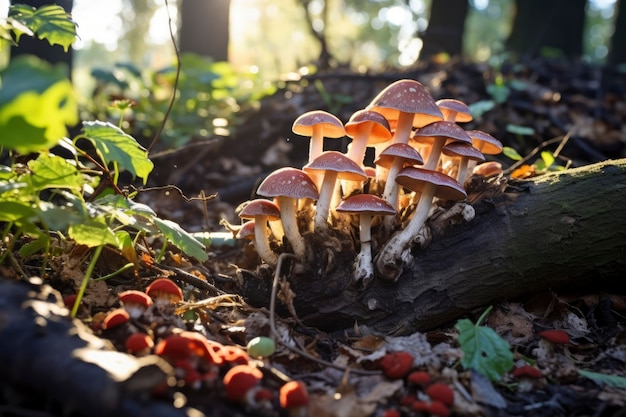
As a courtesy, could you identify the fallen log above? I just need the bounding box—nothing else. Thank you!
[284,159,626,334]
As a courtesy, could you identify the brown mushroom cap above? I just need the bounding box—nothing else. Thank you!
[466,129,503,154]
[292,110,346,138]
[238,199,281,221]
[336,194,396,216]
[442,142,485,162]
[236,221,256,240]
[375,143,424,169]
[368,79,443,128]
[118,290,153,309]
[395,167,467,201]
[256,167,319,200]
[412,121,472,145]
[345,109,393,145]
[303,151,367,181]
[436,98,473,123]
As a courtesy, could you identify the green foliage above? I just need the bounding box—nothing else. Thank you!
[0,4,209,317]
[578,369,626,389]
[87,54,276,148]
[6,4,77,52]
[456,307,514,382]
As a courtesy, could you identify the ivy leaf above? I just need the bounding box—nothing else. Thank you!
[9,4,77,51]
[27,153,83,191]
[153,217,208,262]
[456,318,514,382]
[81,121,154,184]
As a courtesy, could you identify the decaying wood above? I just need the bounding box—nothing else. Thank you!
[283,159,626,335]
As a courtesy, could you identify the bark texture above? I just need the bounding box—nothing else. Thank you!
[286,159,626,335]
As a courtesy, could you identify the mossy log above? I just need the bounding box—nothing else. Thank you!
[287,159,626,335]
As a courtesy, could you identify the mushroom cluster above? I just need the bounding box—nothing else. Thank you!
[233,79,502,283]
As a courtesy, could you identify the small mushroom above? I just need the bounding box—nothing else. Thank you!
[238,199,281,268]
[425,383,455,406]
[102,308,130,330]
[145,277,183,305]
[512,364,543,392]
[375,142,424,211]
[223,364,263,402]
[256,167,319,260]
[412,120,472,171]
[303,151,367,231]
[441,141,485,185]
[279,380,309,417]
[335,194,396,285]
[436,98,473,123]
[378,351,414,379]
[118,290,153,319]
[125,333,154,356]
[375,167,466,280]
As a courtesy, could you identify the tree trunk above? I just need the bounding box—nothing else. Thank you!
[179,0,231,61]
[420,0,469,59]
[282,159,626,335]
[608,0,626,65]
[507,0,586,60]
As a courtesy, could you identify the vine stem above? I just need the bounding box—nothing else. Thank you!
[71,245,104,318]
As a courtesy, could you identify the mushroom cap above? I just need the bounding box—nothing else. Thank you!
[238,199,281,221]
[396,167,467,201]
[257,167,319,200]
[374,143,424,169]
[303,151,367,181]
[279,380,309,409]
[292,110,346,138]
[345,109,392,145]
[466,129,503,154]
[472,161,503,177]
[118,290,153,308]
[412,121,472,145]
[538,329,570,344]
[155,331,224,365]
[335,194,396,216]
[223,364,264,400]
[368,79,443,128]
[512,365,542,379]
[145,277,183,303]
[441,142,485,161]
[125,333,154,353]
[236,221,257,240]
[102,308,130,330]
[436,98,473,122]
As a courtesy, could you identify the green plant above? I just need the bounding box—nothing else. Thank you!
[87,54,277,149]
[0,4,207,317]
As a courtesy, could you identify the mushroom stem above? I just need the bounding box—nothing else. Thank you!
[392,111,414,145]
[314,171,339,231]
[353,213,375,285]
[276,196,306,259]
[456,156,470,186]
[424,138,445,171]
[308,125,325,188]
[253,217,278,268]
[375,182,436,280]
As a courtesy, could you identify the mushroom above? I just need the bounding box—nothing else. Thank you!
[412,120,472,171]
[368,79,443,207]
[145,277,183,305]
[223,364,264,402]
[125,332,154,356]
[425,383,455,406]
[118,289,153,319]
[375,143,424,211]
[436,98,473,123]
[472,161,503,178]
[375,167,466,280]
[378,351,414,379]
[256,167,319,260]
[292,110,346,187]
[465,129,504,172]
[238,199,281,268]
[335,194,396,285]
[279,380,309,417]
[102,308,130,330]
[303,151,367,231]
[512,364,543,392]
[441,141,485,185]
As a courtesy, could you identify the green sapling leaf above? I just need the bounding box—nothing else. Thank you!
[153,217,208,262]
[9,4,77,51]
[456,314,514,382]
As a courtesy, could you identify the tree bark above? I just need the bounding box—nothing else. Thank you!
[179,0,231,61]
[507,0,586,60]
[284,159,626,335]
[420,0,469,59]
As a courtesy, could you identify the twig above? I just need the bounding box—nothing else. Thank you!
[269,253,381,376]
[503,133,572,175]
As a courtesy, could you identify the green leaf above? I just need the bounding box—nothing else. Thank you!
[81,121,154,183]
[506,124,535,136]
[578,369,626,389]
[27,153,83,191]
[9,4,77,51]
[468,100,496,119]
[540,151,555,169]
[68,217,118,248]
[456,318,514,382]
[502,146,523,161]
[153,217,208,262]
[0,201,37,222]
[0,56,77,153]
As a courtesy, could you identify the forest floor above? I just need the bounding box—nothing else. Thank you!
[1,56,626,417]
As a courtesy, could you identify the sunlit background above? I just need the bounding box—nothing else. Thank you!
[1,0,619,93]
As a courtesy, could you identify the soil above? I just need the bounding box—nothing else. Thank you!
[1,56,626,417]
